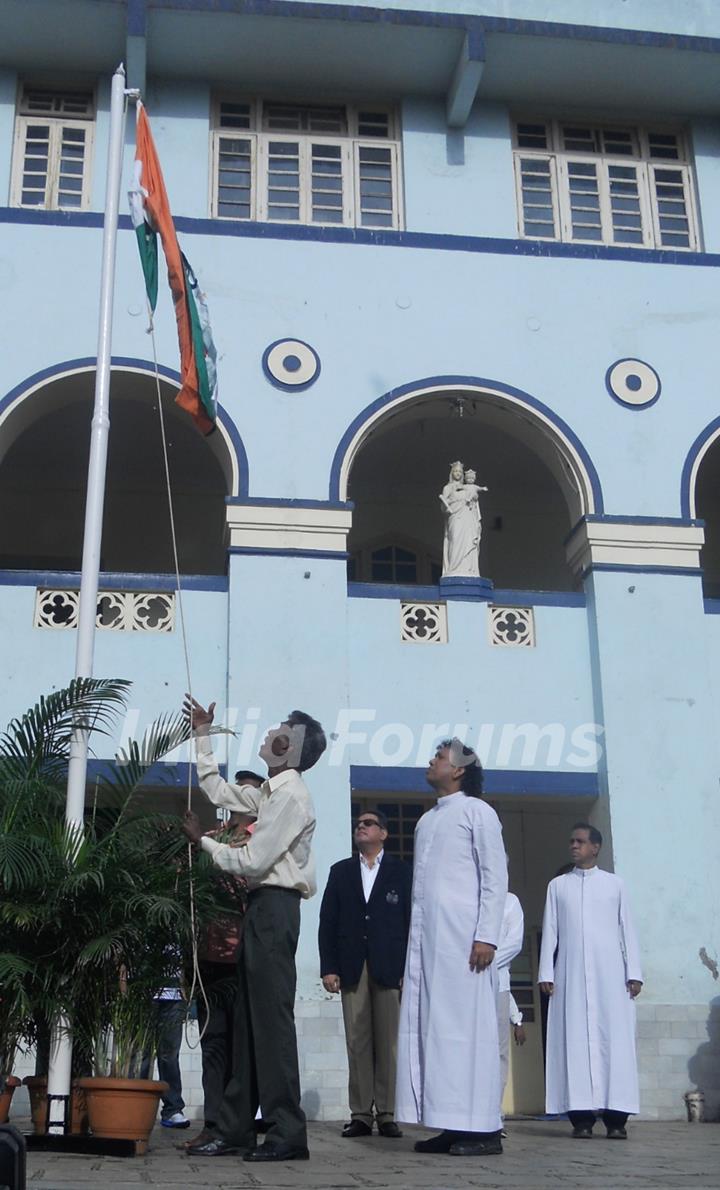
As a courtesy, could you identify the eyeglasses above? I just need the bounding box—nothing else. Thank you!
[355,818,381,828]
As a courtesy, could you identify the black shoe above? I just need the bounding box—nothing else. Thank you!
[243,1142,310,1162]
[572,1127,594,1139]
[187,1135,243,1156]
[342,1120,373,1138]
[449,1136,502,1156]
[606,1127,627,1140]
[414,1131,455,1153]
[377,1121,403,1138]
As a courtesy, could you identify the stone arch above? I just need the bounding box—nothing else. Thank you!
[0,358,248,575]
[331,377,603,591]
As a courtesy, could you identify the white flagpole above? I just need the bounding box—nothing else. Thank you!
[46,63,129,1135]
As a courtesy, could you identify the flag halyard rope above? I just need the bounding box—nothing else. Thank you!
[145,301,210,1048]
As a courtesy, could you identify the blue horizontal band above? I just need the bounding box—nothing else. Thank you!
[351,765,599,797]
[585,564,703,578]
[0,569,228,591]
[228,547,347,559]
[0,207,715,269]
[347,582,584,607]
[226,497,353,510]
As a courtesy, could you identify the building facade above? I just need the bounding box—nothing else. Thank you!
[1,0,720,1121]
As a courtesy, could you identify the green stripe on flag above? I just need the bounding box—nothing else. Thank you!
[182,254,217,427]
[135,223,159,312]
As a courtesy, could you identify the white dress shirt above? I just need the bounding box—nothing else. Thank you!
[195,734,316,898]
[359,848,384,901]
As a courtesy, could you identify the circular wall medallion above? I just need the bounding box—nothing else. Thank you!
[605,359,661,409]
[262,339,321,392]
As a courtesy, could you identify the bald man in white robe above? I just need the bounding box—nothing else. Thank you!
[539,823,643,1140]
[395,739,507,1158]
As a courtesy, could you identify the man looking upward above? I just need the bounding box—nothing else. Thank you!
[395,739,508,1158]
[539,823,643,1140]
[319,809,411,1139]
[181,696,326,1163]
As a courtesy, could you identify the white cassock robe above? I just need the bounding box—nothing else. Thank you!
[395,791,507,1132]
[538,867,643,1116]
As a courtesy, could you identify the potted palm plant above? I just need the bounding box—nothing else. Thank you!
[0,678,238,1152]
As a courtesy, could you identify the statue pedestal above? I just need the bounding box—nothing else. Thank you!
[439,575,494,601]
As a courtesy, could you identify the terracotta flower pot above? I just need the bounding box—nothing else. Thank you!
[23,1075,89,1135]
[76,1076,169,1155]
[0,1075,21,1124]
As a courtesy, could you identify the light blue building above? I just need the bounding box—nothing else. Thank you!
[1,0,719,1122]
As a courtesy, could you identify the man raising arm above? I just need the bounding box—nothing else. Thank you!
[181,696,326,1163]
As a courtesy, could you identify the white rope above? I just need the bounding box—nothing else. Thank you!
[145,301,210,1047]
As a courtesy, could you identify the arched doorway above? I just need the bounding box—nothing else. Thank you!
[689,430,720,598]
[339,384,599,591]
[0,366,240,576]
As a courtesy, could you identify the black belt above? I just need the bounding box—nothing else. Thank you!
[247,886,302,900]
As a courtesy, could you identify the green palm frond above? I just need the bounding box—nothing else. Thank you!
[113,710,190,778]
[0,678,131,784]
[0,834,53,890]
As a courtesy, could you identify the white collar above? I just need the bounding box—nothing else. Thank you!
[266,769,295,792]
[436,790,464,806]
[359,849,384,869]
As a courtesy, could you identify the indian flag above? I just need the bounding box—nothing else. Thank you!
[129,102,217,436]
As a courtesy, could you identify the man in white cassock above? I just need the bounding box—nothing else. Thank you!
[539,822,643,1140]
[395,738,508,1158]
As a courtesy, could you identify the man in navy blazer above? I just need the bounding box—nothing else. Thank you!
[318,809,412,1139]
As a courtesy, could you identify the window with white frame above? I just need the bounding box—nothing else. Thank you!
[211,99,402,229]
[11,86,95,210]
[512,119,699,251]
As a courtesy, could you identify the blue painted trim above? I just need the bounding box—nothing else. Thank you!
[146,1,720,58]
[229,547,347,560]
[681,415,720,519]
[0,355,250,499]
[350,765,599,797]
[329,376,604,514]
[87,759,202,787]
[583,514,704,527]
[492,589,586,608]
[605,358,661,411]
[226,496,353,510]
[261,338,321,393]
[703,599,720,615]
[348,582,443,601]
[347,582,584,607]
[0,569,228,591]
[127,0,147,35]
[585,564,703,578]
[1,207,717,269]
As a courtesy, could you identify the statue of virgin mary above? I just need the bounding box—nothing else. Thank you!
[439,462,486,577]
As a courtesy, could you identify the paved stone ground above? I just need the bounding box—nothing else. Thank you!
[18,1117,720,1189]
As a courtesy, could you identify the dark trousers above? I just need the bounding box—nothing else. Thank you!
[140,1000,185,1118]
[568,1110,629,1132]
[197,962,237,1129]
[216,887,306,1150]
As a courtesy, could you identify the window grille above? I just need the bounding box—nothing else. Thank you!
[400,602,448,644]
[34,588,175,632]
[513,119,699,251]
[489,605,535,647]
[212,99,401,229]
[12,86,94,210]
